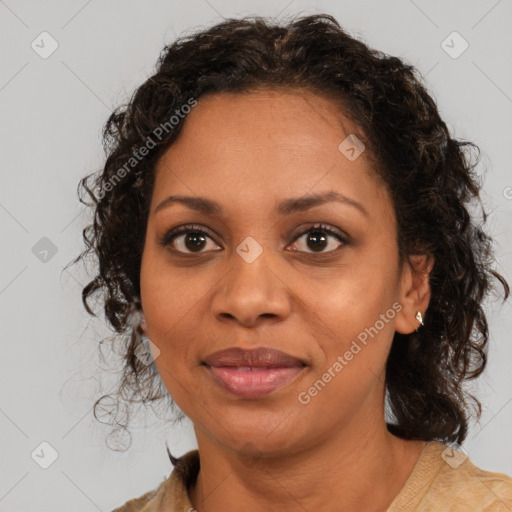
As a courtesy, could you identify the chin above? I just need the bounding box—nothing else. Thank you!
[205,417,303,456]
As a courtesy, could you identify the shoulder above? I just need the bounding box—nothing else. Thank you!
[110,449,200,512]
[417,441,510,511]
[389,441,512,511]
[438,449,512,511]
[110,479,165,512]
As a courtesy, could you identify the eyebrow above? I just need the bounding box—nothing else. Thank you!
[154,190,368,217]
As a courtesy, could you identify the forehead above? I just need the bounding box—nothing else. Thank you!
[151,88,390,222]
[170,88,361,153]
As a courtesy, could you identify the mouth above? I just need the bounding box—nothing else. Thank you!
[203,365,307,399]
[202,346,308,399]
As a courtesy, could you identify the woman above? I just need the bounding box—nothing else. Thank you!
[70,14,512,511]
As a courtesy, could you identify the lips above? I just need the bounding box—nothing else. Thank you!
[202,347,307,399]
[203,346,306,368]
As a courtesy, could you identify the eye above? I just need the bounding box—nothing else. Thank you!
[159,224,220,254]
[288,223,347,254]
[159,223,348,255]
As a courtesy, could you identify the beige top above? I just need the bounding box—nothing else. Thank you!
[111,441,512,511]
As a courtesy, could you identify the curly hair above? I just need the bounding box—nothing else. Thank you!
[66,13,509,451]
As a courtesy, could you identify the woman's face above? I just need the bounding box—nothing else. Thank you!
[140,88,419,456]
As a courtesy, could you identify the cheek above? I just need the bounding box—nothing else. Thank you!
[139,257,200,391]
[298,298,397,417]
[310,259,398,338]
[305,259,399,387]
[140,247,205,334]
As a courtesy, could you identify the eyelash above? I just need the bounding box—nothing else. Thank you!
[159,223,348,255]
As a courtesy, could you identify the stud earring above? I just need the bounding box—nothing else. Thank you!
[415,311,424,332]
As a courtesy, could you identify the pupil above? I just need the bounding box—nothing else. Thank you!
[308,230,327,251]
[185,232,206,251]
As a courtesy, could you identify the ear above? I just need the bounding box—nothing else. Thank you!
[394,253,434,335]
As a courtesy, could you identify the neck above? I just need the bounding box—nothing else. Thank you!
[189,414,426,512]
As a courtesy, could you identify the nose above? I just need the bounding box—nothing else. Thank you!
[210,248,292,328]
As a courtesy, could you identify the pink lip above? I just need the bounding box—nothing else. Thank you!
[203,346,305,368]
[205,366,306,399]
[202,346,307,399]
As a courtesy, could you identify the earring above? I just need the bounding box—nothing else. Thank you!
[415,311,424,332]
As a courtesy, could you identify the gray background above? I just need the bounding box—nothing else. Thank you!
[1,0,511,510]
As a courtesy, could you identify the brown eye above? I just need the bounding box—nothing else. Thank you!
[160,223,348,256]
[289,224,347,254]
[160,224,221,254]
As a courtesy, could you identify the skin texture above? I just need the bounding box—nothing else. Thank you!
[139,88,433,512]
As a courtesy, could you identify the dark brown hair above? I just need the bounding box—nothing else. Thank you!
[66,14,509,451]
